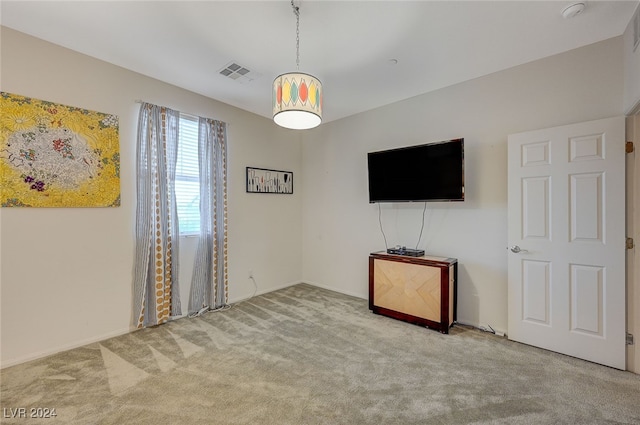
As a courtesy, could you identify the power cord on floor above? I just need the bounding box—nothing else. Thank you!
[188,302,231,318]
[454,322,505,337]
[207,304,232,313]
[479,324,496,335]
[197,273,258,316]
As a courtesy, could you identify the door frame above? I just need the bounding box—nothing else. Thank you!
[627,109,640,373]
[507,117,627,369]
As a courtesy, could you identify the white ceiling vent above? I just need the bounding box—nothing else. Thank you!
[218,62,261,84]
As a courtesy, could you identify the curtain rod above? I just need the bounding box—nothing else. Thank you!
[134,99,228,126]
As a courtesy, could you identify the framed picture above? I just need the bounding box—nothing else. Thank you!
[246,167,293,194]
[0,92,120,207]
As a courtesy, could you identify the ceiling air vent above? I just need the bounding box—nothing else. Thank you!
[218,62,261,84]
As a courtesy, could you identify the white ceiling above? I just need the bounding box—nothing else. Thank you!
[2,1,638,124]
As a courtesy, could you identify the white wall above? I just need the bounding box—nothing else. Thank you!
[0,26,631,367]
[624,3,640,114]
[301,37,625,334]
[0,27,302,367]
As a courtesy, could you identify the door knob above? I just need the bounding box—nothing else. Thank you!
[509,245,528,253]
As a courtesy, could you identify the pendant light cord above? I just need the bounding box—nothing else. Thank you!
[292,0,300,70]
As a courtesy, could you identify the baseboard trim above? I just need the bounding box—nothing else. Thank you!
[302,280,367,300]
[230,280,303,304]
[455,319,507,338]
[1,326,133,369]
[2,280,455,369]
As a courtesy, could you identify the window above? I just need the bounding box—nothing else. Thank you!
[175,114,200,235]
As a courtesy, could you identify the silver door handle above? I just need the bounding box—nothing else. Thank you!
[509,245,528,253]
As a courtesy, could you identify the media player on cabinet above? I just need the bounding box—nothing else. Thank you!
[369,252,457,333]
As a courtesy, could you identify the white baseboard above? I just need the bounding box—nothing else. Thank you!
[230,280,303,304]
[455,319,507,338]
[3,282,501,369]
[301,280,367,300]
[1,327,133,369]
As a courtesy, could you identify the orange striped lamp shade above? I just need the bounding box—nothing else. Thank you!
[272,72,322,130]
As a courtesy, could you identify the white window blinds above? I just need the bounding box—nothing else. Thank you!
[176,114,200,235]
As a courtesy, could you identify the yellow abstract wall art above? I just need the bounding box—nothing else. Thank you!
[0,92,120,207]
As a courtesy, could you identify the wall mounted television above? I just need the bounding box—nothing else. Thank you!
[367,138,464,203]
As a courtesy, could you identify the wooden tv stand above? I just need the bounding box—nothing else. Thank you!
[369,252,457,333]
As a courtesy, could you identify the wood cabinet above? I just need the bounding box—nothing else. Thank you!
[369,252,457,333]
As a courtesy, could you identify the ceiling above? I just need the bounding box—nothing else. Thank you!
[2,1,639,124]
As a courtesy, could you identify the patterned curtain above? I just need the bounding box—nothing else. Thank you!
[133,103,181,328]
[189,117,228,314]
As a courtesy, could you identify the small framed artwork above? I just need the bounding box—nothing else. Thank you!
[246,167,293,194]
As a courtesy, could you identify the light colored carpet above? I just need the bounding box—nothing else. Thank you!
[1,283,640,424]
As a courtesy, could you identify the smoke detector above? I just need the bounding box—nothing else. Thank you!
[561,2,586,19]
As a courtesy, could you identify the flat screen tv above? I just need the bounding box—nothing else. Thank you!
[367,138,464,203]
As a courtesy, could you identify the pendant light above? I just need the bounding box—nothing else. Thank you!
[273,0,322,130]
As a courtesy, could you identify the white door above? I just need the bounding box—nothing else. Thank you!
[507,116,626,369]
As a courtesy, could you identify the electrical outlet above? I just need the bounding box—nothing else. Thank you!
[248,269,253,279]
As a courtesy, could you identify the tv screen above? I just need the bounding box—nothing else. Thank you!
[367,138,464,203]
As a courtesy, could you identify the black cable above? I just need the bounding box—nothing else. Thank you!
[415,202,427,250]
[378,203,388,250]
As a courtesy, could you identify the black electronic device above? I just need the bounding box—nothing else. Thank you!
[386,246,425,257]
[367,138,464,203]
